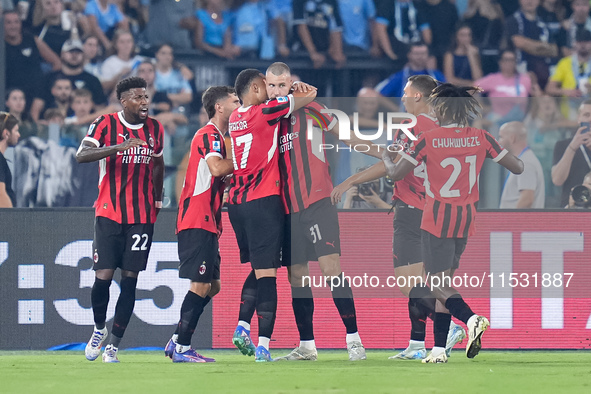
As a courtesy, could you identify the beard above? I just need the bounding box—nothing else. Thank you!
[63,59,82,69]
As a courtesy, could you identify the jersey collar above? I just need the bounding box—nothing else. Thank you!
[207,121,224,138]
[441,123,460,128]
[118,111,144,130]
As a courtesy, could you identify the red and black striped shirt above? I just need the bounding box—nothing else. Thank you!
[83,112,164,224]
[227,95,294,204]
[400,124,507,238]
[177,122,227,235]
[278,101,336,213]
[392,113,439,209]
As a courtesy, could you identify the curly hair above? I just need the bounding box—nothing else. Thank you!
[428,83,482,127]
[116,76,147,100]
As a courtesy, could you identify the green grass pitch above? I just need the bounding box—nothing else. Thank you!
[1,350,590,393]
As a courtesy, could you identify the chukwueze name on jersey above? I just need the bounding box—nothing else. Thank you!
[431,136,482,149]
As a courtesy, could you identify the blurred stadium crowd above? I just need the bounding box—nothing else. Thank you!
[3,0,591,209]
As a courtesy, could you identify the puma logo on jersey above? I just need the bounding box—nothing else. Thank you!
[119,133,129,141]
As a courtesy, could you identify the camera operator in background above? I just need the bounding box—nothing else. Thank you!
[567,171,591,208]
[552,100,591,207]
[342,166,392,209]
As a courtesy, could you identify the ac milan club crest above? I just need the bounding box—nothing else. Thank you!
[199,263,207,275]
[93,250,99,264]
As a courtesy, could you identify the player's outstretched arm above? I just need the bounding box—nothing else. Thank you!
[331,162,387,204]
[498,153,524,175]
[75,138,147,163]
[153,155,164,212]
[206,156,234,178]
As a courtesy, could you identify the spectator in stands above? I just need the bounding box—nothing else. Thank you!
[83,35,104,78]
[337,0,379,56]
[4,89,38,140]
[100,30,144,94]
[498,121,545,208]
[422,0,458,68]
[45,76,73,118]
[121,0,149,40]
[443,24,483,85]
[138,59,188,133]
[33,0,85,59]
[293,0,347,68]
[475,50,539,126]
[192,0,238,59]
[505,0,558,89]
[63,88,94,146]
[559,0,591,56]
[4,10,61,117]
[31,39,107,123]
[154,44,193,112]
[137,60,171,115]
[232,0,275,59]
[552,99,591,207]
[524,94,570,207]
[547,29,591,99]
[375,42,444,99]
[536,0,562,51]
[539,0,567,24]
[463,0,504,75]
[374,0,432,61]
[0,112,20,208]
[145,0,196,50]
[267,0,292,57]
[83,0,129,51]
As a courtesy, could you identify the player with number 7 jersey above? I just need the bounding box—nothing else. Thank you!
[227,69,317,362]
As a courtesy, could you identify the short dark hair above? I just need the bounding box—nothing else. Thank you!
[116,77,147,100]
[407,75,438,97]
[234,68,263,100]
[0,112,18,137]
[408,42,428,53]
[266,62,291,76]
[202,86,236,119]
[5,88,25,102]
[52,77,72,88]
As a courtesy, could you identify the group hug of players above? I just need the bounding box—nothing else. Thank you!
[78,63,524,363]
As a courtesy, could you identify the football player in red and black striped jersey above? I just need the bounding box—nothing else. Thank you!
[228,68,317,362]
[76,77,165,362]
[164,86,239,363]
[383,83,524,363]
[332,75,470,361]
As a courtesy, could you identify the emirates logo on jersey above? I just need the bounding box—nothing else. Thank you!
[199,263,207,275]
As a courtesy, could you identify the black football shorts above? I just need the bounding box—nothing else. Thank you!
[92,216,154,272]
[177,228,220,283]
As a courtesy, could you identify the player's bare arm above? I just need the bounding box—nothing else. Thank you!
[152,155,164,210]
[382,149,415,181]
[498,153,524,175]
[292,85,318,111]
[75,138,147,163]
[331,162,387,204]
[207,156,234,178]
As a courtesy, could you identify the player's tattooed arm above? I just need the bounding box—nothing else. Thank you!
[382,149,414,181]
[75,138,147,163]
